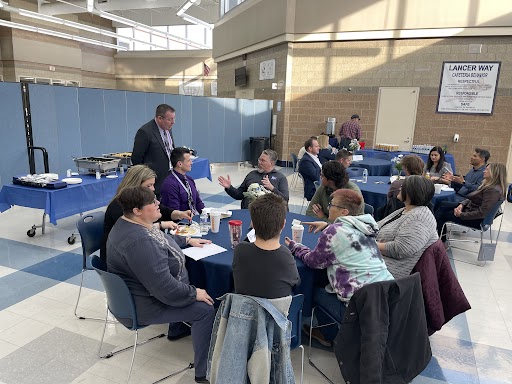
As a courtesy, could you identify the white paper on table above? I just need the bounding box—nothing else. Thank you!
[246,228,256,243]
[352,155,363,161]
[182,243,227,261]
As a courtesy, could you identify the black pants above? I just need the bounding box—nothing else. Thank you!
[339,138,352,150]
[434,201,482,241]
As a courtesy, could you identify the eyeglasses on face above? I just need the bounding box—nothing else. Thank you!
[327,202,345,210]
[159,115,176,123]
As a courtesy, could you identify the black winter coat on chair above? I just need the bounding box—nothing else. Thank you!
[334,273,431,384]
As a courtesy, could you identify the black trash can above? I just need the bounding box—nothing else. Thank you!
[249,137,270,167]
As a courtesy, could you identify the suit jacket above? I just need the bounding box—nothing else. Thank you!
[334,273,431,384]
[131,119,175,196]
[412,239,471,335]
[298,153,321,201]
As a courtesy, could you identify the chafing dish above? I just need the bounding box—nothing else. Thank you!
[73,156,120,175]
[103,152,132,167]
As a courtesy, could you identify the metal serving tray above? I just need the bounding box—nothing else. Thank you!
[74,157,121,175]
[103,152,132,167]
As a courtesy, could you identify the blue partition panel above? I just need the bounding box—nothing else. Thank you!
[78,88,108,156]
[103,89,128,153]
[29,84,81,175]
[126,91,147,150]
[0,82,28,187]
[0,83,271,190]
[208,98,226,163]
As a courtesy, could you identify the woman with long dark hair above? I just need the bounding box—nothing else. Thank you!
[425,146,452,184]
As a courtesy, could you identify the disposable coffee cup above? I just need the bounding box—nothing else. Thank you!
[292,224,304,244]
[434,184,443,195]
[210,211,222,233]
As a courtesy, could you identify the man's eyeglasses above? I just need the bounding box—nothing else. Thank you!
[327,202,345,209]
[159,116,176,123]
[152,197,159,206]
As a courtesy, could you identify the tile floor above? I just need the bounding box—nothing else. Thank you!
[1,163,512,383]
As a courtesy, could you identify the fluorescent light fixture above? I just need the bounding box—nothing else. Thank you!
[0,19,128,50]
[181,14,213,30]
[18,9,65,24]
[176,2,193,17]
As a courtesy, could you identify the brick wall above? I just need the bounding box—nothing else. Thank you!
[217,36,512,170]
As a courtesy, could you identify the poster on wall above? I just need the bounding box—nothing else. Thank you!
[437,61,501,115]
[179,80,204,96]
[259,59,275,80]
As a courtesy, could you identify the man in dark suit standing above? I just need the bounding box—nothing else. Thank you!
[299,137,321,201]
[132,104,176,197]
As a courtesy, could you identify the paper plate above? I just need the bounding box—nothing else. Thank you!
[441,187,454,192]
[106,175,118,179]
[175,225,200,236]
[62,177,83,185]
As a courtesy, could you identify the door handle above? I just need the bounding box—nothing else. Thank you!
[404,140,410,143]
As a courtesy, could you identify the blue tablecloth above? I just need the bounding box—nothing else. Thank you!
[186,210,319,315]
[0,174,124,225]
[351,158,392,176]
[358,149,456,174]
[189,157,212,181]
[355,176,455,211]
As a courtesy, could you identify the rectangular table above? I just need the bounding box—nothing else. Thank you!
[0,175,124,240]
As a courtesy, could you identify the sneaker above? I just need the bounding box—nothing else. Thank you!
[302,325,332,347]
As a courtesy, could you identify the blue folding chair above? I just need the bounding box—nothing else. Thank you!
[288,294,305,384]
[364,203,374,216]
[291,153,301,190]
[74,211,105,321]
[91,256,192,384]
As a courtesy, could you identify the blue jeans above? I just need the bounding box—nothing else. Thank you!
[314,288,346,341]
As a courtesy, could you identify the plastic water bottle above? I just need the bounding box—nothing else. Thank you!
[362,168,368,184]
[200,211,209,235]
[95,171,101,180]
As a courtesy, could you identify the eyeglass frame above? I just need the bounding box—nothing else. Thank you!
[327,202,345,210]
[158,115,176,123]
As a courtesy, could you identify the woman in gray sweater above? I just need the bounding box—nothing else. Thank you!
[376,176,438,278]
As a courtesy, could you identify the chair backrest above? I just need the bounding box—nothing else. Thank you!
[76,211,105,258]
[291,153,298,171]
[91,255,138,330]
[481,199,504,230]
[313,180,320,190]
[364,203,374,216]
[287,294,304,350]
[346,167,365,177]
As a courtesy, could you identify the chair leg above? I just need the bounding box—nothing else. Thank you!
[74,268,105,321]
[299,344,304,384]
[127,330,139,383]
[151,363,194,384]
[307,306,337,384]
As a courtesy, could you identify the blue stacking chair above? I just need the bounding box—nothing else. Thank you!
[442,199,505,266]
[290,153,301,190]
[288,294,305,384]
[74,211,105,321]
[91,256,193,384]
[364,203,374,216]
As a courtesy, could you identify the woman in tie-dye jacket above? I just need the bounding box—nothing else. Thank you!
[285,189,393,342]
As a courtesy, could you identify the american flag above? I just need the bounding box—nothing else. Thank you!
[203,62,210,77]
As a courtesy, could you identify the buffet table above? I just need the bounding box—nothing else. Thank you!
[0,174,124,240]
[356,176,456,211]
[186,210,320,315]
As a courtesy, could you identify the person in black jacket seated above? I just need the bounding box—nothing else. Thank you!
[317,134,336,164]
[218,149,289,209]
[299,137,321,201]
[107,186,214,383]
[232,193,300,303]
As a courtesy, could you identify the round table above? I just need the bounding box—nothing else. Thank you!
[186,210,320,315]
[355,176,456,212]
[351,158,392,176]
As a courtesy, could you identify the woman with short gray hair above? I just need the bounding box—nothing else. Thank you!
[376,175,438,278]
